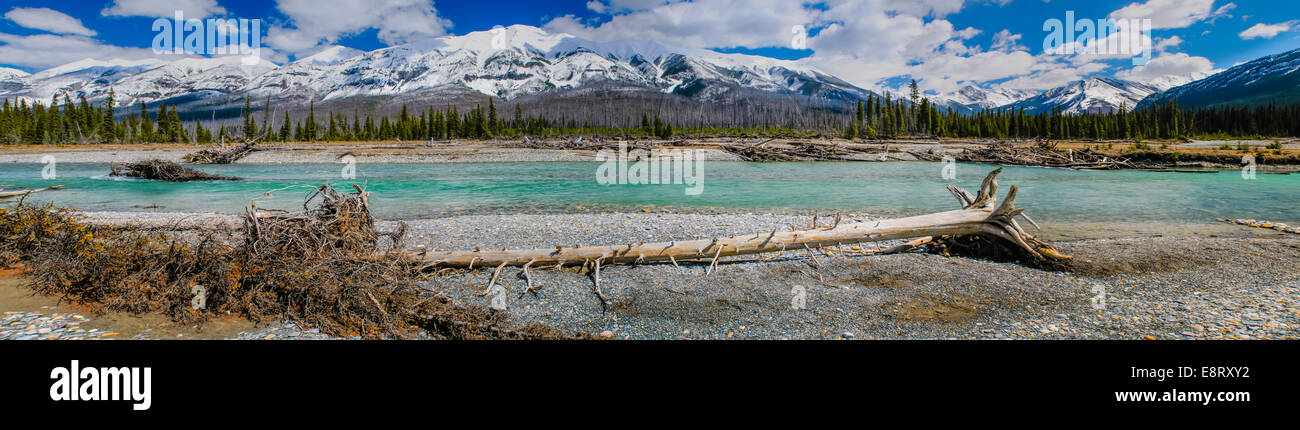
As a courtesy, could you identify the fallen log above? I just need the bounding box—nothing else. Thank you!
[417,168,1071,269]
[0,185,64,199]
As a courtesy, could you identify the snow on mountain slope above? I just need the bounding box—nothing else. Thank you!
[103,56,278,106]
[932,85,1040,113]
[1004,76,1160,114]
[0,25,877,110]
[244,24,875,104]
[1137,47,1300,110]
[0,56,274,107]
[0,67,29,80]
[0,67,29,93]
[4,58,170,105]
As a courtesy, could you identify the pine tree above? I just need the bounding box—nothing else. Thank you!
[242,97,256,140]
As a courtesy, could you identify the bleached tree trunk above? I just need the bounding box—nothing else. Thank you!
[417,168,1069,269]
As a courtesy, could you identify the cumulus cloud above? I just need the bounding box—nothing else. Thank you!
[990,29,1024,52]
[1108,0,1232,30]
[999,60,1110,90]
[4,7,97,36]
[586,0,671,14]
[545,0,814,50]
[1115,52,1216,81]
[101,0,227,18]
[803,0,1087,93]
[266,0,452,56]
[1238,21,1297,40]
[1154,35,1183,52]
[0,32,158,70]
[544,0,1129,94]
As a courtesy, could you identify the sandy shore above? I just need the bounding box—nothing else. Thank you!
[39,210,1295,340]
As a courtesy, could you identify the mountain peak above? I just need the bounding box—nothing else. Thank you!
[1007,76,1158,114]
[0,67,29,80]
[300,46,364,65]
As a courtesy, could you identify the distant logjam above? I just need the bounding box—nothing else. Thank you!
[110,159,241,182]
[937,140,1138,169]
[417,168,1071,270]
[182,141,258,164]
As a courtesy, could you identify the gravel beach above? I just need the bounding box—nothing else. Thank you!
[403,213,1300,340]
[12,210,1293,340]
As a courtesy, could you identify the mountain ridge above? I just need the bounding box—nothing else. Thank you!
[1136,47,1300,110]
[0,25,877,113]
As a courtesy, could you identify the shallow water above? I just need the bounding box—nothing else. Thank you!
[1,161,1295,223]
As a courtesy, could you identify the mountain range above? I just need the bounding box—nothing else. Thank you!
[0,25,1295,119]
[0,25,876,116]
[1137,47,1300,110]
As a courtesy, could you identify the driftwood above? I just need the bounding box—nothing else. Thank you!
[942,140,1139,169]
[0,185,64,199]
[723,140,875,161]
[417,168,1070,269]
[182,140,258,164]
[110,159,241,182]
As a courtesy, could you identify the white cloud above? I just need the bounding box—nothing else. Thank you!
[990,29,1023,51]
[101,0,227,19]
[881,0,966,18]
[0,32,157,70]
[1154,35,1182,52]
[541,0,1231,94]
[1115,52,1215,81]
[4,7,96,36]
[586,0,672,14]
[1000,60,1110,90]
[266,0,452,56]
[545,0,814,50]
[1108,0,1228,29]
[1238,21,1297,40]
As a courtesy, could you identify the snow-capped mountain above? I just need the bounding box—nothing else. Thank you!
[0,25,876,112]
[0,67,28,81]
[244,25,874,104]
[0,56,275,108]
[3,58,169,105]
[1140,72,1213,92]
[1137,47,1300,110]
[1003,76,1162,114]
[932,85,1040,113]
[0,67,29,93]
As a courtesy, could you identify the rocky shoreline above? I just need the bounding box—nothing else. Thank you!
[2,139,1296,170]
[3,210,1296,340]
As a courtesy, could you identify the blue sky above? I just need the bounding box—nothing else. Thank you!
[1,0,1297,94]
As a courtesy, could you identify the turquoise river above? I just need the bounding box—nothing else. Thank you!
[1,162,1295,225]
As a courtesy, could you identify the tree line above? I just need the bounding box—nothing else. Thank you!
[2,89,1298,145]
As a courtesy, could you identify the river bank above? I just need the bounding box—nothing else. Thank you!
[5,138,1296,169]
[4,210,1297,340]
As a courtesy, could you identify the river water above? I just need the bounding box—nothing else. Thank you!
[2,162,1295,225]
